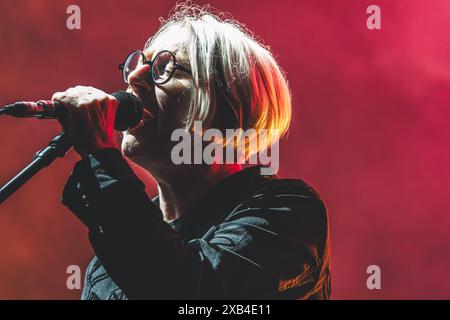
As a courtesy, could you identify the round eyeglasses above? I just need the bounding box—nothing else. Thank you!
[118,50,192,85]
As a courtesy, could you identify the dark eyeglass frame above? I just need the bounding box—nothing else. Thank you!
[118,50,192,85]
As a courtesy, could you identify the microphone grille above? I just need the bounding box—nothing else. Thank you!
[111,91,144,131]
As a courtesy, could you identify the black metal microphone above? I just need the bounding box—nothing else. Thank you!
[0,91,144,131]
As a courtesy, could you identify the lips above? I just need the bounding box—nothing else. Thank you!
[125,86,157,134]
[142,107,153,119]
[125,106,154,135]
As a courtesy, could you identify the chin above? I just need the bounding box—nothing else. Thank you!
[121,132,144,159]
[121,131,163,168]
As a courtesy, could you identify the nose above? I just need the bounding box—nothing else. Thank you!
[126,64,158,114]
[127,64,152,89]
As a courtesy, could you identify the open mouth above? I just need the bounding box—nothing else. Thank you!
[142,107,153,119]
[125,106,155,134]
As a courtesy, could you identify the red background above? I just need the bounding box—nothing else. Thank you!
[0,0,449,299]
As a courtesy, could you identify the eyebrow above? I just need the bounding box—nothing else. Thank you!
[144,47,190,69]
[144,46,179,60]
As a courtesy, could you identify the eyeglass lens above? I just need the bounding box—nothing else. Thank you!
[123,51,175,84]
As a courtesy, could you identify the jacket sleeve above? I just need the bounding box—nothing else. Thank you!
[62,148,328,299]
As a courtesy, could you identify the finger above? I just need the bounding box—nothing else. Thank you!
[52,91,65,101]
[52,92,80,113]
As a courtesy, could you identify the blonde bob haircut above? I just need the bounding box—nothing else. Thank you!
[145,3,292,155]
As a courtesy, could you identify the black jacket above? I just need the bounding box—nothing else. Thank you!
[62,148,331,300]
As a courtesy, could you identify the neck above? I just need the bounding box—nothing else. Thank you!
[146,163,242,221]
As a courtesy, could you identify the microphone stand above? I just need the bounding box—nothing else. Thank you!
[0,131,72,204]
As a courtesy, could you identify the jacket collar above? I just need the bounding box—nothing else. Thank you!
[153,165,275,239]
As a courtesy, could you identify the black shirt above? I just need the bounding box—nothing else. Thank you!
[62,148,331,300]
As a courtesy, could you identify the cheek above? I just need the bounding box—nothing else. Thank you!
[155,85,191,132]
[155,87,169,111]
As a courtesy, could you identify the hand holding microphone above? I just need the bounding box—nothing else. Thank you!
[0,87,145,203]
[52,86,120,158]
[1,86,144,158]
